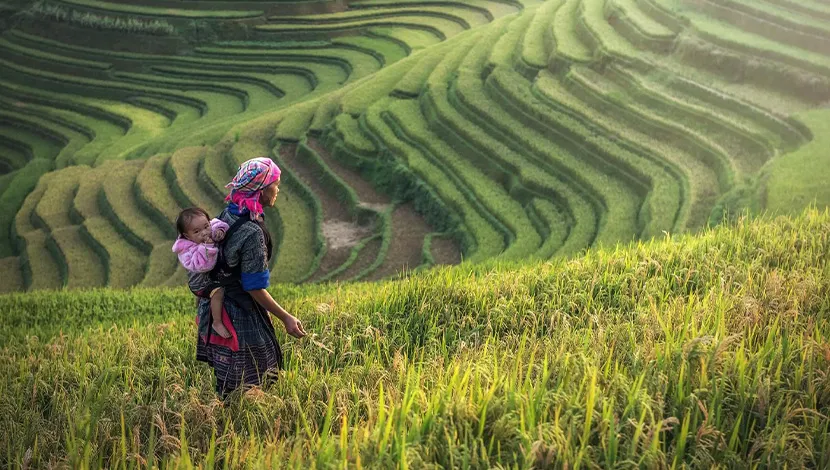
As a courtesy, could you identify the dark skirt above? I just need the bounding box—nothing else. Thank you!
[195,288,283,397]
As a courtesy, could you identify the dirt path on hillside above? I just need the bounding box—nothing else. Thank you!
[304,138,462,281]
[278,143,364,281]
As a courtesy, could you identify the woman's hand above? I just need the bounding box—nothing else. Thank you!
[249,289,308,338]
[281,314,307,338]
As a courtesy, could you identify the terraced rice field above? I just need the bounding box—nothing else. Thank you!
[0,0,828,291]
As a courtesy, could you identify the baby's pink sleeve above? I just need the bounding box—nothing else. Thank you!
[210,218,230,242]
[177,243,220,273]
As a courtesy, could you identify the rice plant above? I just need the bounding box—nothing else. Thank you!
[1,208,829,468]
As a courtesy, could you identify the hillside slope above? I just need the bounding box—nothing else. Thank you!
[0,0,829,291]
[2,208,829,468]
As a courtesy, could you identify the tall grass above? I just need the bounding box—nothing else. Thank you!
[1,208,829,468]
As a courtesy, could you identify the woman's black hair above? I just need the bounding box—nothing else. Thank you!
[175,207,211,239]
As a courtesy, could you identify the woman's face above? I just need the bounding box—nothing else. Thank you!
[259,179,281,207]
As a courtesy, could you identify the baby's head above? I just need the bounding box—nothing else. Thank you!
[176,207,212,244]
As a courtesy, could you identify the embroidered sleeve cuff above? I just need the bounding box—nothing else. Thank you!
[241,270,270,291]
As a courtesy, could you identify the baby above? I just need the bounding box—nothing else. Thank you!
[172,207,232,338]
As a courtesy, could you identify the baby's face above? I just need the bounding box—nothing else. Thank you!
[185,215,212,244]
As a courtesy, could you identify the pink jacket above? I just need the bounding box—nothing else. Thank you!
[171,218,230,273]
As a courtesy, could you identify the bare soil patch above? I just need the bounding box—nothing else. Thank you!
[366,203,429,281]
[307,137,390,204]
[430,235,461,265]
[298,139,460,282]
[279,142,371,281]
[334,237,382,282]
[323,220,373,251]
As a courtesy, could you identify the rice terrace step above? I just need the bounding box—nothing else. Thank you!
[0,0,829,466]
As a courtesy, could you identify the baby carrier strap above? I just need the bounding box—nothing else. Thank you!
[209,215,261,311]
[215,216,250,271]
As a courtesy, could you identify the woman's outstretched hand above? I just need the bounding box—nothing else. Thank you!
[281,314,307,338]
[248,288,308,338]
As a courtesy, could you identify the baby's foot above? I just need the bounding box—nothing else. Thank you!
[212,321,232,338]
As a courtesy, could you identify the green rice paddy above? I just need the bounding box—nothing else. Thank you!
[1,0,830,465]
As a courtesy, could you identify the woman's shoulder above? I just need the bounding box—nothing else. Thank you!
[225,216,265,246]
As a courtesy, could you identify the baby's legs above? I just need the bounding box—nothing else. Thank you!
[209,287,231,338]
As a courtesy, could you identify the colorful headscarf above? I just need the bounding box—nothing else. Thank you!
[225,157,281,220]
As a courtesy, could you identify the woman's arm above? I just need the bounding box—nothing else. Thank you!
[249,289,307,338]
[236,225,306,338]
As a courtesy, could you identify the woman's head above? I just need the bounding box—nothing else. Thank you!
[225,157,281,219]
[176,207,212,243]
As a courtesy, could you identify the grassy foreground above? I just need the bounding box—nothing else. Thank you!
[2,209,829,468]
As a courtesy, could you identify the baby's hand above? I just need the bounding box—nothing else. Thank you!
[212,227,226,242]
[201,232,215,245]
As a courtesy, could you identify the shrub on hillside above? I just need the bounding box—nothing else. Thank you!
[25,1,176,35]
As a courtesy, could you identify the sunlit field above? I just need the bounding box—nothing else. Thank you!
[2,209,829,467]
[1,0,830,466]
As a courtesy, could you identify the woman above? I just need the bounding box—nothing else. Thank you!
[195,156,306,398]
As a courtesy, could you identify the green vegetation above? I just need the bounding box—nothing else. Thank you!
[71,163,146,288]
[51,0,264,19]
[297,142,367,221]
[0,256,22,293]
[552,0,593,64]
[266,5,491,29]
[27,1,177,35]
[352,0,520,20]
[99,159,178,284]
[331,114,376,155]
[268,157,323,283]
[135,154,182,235]
[579,0,642,64]
[2,2,830,467]
[275,102,317,141]
[767,0,830,19]
[0,159,52,258]
[0,37,111,70]
[391,99,541,259]
[534,70,711,232]
[528,197,569,257]
[603,65,772,175]
[0,109,91,168]
[491,66,681,240]
[489,8,533,68]
[607,0,676,53]
[707,0,830,40]
[1,0,829,295]
[393,39,453,96]
[335,34,409,66]
[364,97,503,261]
[257,14,468,41]
[33,167,107,288]
[563,66,735,197]
[519,0,562,70]
[684,12,830,77]
[368,26,443,51]
[762,110,830,215]
[167,146,225,216]
[2,210,830,467]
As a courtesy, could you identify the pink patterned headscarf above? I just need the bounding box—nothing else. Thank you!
[225,157,281,220]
